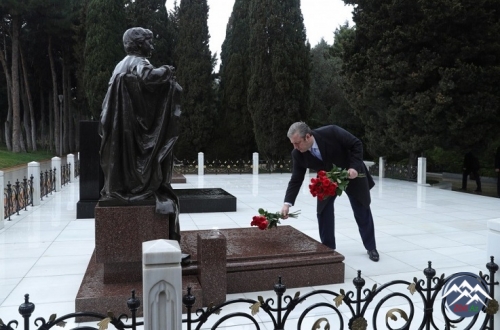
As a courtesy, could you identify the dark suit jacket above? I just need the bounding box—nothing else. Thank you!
[284,125,375,213]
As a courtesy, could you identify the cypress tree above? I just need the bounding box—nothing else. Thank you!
[217,0,255,159]
[247,0,310,161]
[83,0,126,118]
[341,0,500,159]
[174,0,216,159]
[309,35,362,139]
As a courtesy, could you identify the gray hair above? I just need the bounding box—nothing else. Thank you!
[287,122,312,138]
[123,27,153,54]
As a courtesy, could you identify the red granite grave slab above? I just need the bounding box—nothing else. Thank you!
[180,226,345,293]
[75,252,202,321]
[76,225,344,319]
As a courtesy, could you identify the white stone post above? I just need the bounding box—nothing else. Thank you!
[487,219,500,330]
[0,170,4,228]
[51,157,61,192]
[198,152,204,176]
[417,157,427,185]
[67,153,75,182]
[252,152,259,175]
[379,157,386,178]
[143,239,182,330]
[28,162,41,206]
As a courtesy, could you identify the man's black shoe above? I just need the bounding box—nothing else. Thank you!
[367,249,379,262]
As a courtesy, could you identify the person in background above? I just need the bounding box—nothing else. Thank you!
[281,122,379,262]
[461,151,482,193]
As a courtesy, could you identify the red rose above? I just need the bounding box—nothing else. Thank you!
[258,220,269,230]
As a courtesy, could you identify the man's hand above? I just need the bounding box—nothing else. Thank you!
[347,168,358,179]
[281,204,290,219]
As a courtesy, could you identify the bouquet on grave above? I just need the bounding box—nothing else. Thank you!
[250,208,300,230]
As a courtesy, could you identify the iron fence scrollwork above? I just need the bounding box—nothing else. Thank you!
[368,162,418,182]
[181,257,498,330]
[0,291,143,330]
[3,176,33,221]
[260,159,292,174]
[74,160,80,178]
[176,159,198,175]
[2,259,498,330]
[61,163,71,186]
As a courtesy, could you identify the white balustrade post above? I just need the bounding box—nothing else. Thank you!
[379,156,386,178]
[417,157,427,185]
[28,162,41,206]
[198,152,204,176]
[51,157,61,192]
[67,153,75,182]
[487,219,500,330]
[143,239,182,330]
[0,170,4,227]
[252,152,259,175]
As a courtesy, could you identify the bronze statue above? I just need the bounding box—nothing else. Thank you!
[99,27,182,241]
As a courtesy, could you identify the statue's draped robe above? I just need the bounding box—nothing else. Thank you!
[99,55,182,239]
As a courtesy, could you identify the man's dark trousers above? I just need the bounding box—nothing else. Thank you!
[317,194,376,251]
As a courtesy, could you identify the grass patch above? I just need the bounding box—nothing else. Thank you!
[0,147,56,170]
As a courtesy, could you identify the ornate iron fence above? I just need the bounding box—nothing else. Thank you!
[205,159,253,174]
[175,159,293,175]
[176,159,199,174]
[75,160,80,178]
[40,168,56,200]
[259,159,292,174]
[2,259,498,330]
[61,163,71,186]
[182,258,498,330]
[369,163,418,182]
[0,291,143,330]
[3,176,33,221]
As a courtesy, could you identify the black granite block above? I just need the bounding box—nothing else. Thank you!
[77,121,104,219]
[175,188,236,213]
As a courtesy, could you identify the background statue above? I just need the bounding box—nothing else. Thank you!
[99,27,182,241]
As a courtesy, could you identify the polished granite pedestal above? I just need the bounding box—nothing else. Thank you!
[175,188,236,213]
[75,225,344,318]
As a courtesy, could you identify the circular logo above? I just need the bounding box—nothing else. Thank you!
[442,272,491,318]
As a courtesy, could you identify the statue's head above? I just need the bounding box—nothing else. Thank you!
[123,27,154,57]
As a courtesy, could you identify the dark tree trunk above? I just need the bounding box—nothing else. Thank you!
[11,13,22,152]
[48,37,61,156]
[20,75,33,151]
[0,42,13,151]
[21,47,36,151]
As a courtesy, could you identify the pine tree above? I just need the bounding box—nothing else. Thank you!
[247,0,310,161]
[174,0,216,159]
[83,0,126,118]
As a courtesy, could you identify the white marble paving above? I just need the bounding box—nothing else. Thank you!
[0,174,499,329]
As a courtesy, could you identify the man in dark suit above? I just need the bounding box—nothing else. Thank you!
[461,151,481,193]
[281,122,379,261]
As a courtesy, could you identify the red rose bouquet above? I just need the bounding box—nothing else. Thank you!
[309,165,365,201]
[251,208,300,230]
